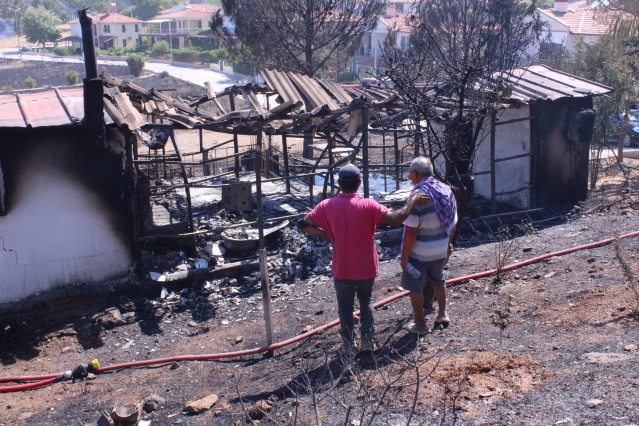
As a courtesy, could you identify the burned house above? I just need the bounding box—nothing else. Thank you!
[0,51,613,304]
[0,87,139,303]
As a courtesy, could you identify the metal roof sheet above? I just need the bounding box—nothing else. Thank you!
[502,65,613,102]
[0,87,121,129]
[0,94,27,127]
[18,90,74,128]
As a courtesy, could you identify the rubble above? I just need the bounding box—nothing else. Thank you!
[185,393,219,414]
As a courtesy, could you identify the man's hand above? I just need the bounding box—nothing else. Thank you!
[400,256,409,273]
[447,243,454,257]
[410,191,430,207]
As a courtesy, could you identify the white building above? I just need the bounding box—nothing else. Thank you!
[145,3,234,49]
[60,9,144,50]
[352,4,413,76]
[537,0,612,53]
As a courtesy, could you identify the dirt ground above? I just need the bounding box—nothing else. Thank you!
[0,63,639,424]
[0,156,637,425]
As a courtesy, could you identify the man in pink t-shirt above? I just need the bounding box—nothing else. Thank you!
[300,164,425,354]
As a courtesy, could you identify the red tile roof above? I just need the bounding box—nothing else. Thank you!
[379,12,411,33]
[540,0,613,36]
[68,12,144,25]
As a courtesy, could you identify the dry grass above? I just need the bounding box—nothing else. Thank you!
[0,25,69,50]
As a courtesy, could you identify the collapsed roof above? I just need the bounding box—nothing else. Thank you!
[0,65,612,131]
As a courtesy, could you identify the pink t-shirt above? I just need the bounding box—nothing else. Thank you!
[308,193,388,280]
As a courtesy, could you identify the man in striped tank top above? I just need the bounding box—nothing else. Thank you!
[400,157,457,334]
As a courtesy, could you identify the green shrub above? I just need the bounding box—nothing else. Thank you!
[126,53,146,77]
[151,40,170,56]
[53,46,73,56]
[139,37,152,52]
[232,60,254,76]
[172,46,198,62]
[65,70,79,85]
[24,76,36,89]
[210,48,229,62]
[338,71,359,83]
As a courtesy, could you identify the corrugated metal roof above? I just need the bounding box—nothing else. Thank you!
[0,87,122,129]
[0,65,612,132]
[501,65,613,102]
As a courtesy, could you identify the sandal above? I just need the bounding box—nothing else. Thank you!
[405,322,430,334]
[434,315,450,330]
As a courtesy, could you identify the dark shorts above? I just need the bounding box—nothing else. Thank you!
[401,258,447,293]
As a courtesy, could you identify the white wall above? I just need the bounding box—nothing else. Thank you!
[474,106,532,208]
[0,138,133,303]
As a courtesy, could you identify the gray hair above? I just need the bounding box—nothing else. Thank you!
[409,157,433,177]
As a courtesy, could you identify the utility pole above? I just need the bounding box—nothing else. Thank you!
[12,7,21,59]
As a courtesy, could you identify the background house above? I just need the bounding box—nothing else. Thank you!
[536,0,611,54]
[144,3,233,49]
[352,4,412,77]
[60,8,144,50]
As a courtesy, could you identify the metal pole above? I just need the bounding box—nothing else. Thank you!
[282,134,291,194]
[382,131,387,192]
[255,127,274,353]
[490,111,497,214]
[394,131,400,190]
[362,107,370,198]
[233,128,240,179]
[169,18,173,64]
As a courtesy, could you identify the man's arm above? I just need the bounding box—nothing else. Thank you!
[400,225,419,272]
[447,231,455,257]
[298,215,330,240]
[379,191,429,226]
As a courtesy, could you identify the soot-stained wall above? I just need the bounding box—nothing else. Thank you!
[534,97,592,206]
[0,127,134,303]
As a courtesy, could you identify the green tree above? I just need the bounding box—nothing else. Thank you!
[381,0,544,236]
[126,53,146,76]
[132,0,179,21]
[20,6,61,48]
[31,0,67,20]
[0,0,26,21]
[212,0,386,77]
[65,0,110,12]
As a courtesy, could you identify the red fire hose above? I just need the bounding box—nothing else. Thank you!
[1,229,638,393]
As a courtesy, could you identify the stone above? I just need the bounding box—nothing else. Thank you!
[92,308,126,329]
[144,394,166,412]
[543,272,556,279]
[185,394,219,414]
[582,352,631,364]
[302,325,313,333]
[188,321,197,327]
[235,336,244,344]
[586,399,604,408]
[624,344,637,352]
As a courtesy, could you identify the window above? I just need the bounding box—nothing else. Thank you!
[134,24,139,32]
[122,24,126,33]
[123,39,127,47]
[103,25,110,33]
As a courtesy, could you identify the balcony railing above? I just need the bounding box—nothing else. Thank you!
[140,25,205,36]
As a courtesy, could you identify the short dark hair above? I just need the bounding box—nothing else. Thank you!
[339,178,359,192]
